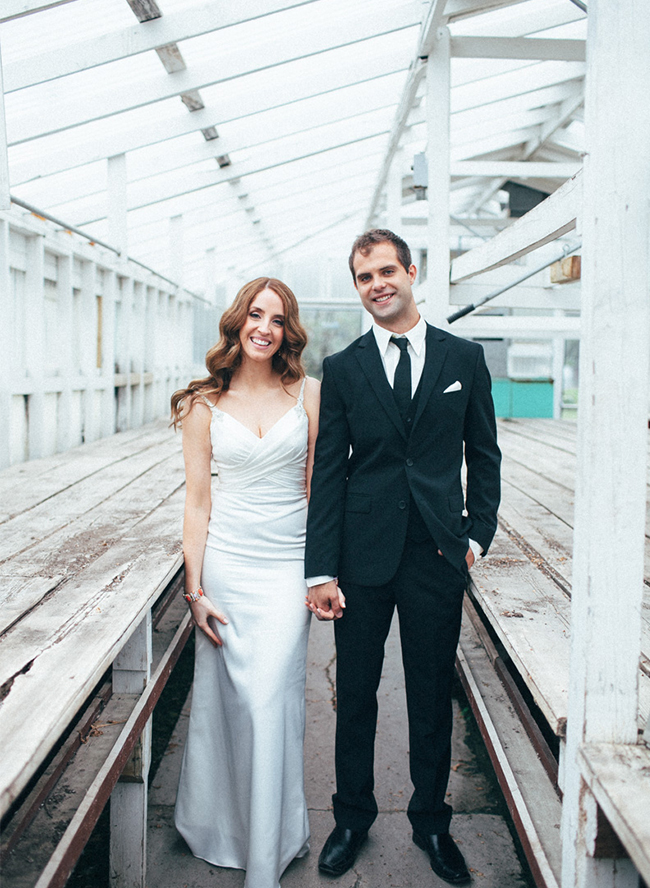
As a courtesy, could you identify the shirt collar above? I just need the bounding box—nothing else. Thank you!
[372,314,426,358]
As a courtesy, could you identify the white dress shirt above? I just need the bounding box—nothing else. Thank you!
[307,317,481,588]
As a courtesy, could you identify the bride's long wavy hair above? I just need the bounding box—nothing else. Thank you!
[170,277,307,429]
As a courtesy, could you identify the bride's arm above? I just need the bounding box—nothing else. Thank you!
[181,399,228,647]
[302,376,321,500]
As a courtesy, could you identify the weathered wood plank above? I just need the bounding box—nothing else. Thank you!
[458,608,562,888]
[579,743,650,884]
[0,451,185,632]
[0,421,177,524]
[472,533,571,737]
[0,490,184,818]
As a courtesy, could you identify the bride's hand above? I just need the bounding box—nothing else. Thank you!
[189,596,228,647]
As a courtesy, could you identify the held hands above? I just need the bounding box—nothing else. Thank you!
[306,580,346,621]
[188,594,229,647]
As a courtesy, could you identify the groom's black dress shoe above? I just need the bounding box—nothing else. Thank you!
[318,826,368,876]
[413,831,471,884]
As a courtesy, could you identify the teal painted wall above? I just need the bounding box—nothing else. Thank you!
[491,378,554,418]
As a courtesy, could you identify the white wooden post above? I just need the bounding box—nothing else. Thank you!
[101,269,117,438]
[386,147,403,235]
[204,247,216,305]
[560,1,650,886]
[132,281,145,428]
[169,215,184,288]
[425,26,451,326]
[552,323,564,420]
[56,251,74,453]
[110,611,152,888]
[116,276,133,433]
[80,259,99,444]
[0,42,10,211]
[0,217,11,467]
[108,154,128,257]
[25,234,46,459]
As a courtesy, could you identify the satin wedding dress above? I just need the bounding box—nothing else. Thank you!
[175,380,311,888]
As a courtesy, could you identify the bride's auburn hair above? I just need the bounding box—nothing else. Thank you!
[170,277,307,428]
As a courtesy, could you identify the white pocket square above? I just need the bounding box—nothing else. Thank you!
[443,380,462,393]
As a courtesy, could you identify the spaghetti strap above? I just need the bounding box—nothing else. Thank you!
[297,377,307,406]
[196,393,215,410]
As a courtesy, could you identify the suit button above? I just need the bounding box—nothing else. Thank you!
[406,458,414,467]
[398,500,407,510]
[406,417,412,423]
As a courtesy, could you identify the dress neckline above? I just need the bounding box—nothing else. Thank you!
[215,401,302,441]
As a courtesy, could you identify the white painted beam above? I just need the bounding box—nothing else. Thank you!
[425,26,451,325]
[64,117,392,222]
[0,0,76,21]
[8,56,405,184]
[0,43,9,210]
[450,171,582,282]
[450,36,585,62]
[3,0,319,92]
[451,161,580,178]
[107,154,128,256]
[7,1,421,144]
[444,0,528,20]
[447,313,581,338]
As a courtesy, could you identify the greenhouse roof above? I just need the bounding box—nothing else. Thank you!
[0,0,586,292]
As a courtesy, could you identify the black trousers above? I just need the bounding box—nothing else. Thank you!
[332,538,467,835]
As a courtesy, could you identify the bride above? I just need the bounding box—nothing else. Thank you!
[170,277,320,888]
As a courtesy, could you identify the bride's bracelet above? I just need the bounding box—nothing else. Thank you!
[184,587,204,604]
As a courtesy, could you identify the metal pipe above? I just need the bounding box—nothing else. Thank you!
[446,240,581,324]
[567,0,587,12]
[9,195,208,301]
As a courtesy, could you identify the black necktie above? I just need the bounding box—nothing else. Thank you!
[390,336,411,421]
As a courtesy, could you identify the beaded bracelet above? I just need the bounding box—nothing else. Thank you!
[184,587,204,604]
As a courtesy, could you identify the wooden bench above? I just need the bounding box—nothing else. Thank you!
[455,417,650,888]
[0,421,190,888]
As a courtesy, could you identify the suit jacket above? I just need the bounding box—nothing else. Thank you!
[305,323,501,586]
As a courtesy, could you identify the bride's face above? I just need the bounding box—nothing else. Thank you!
[239,289,286,363]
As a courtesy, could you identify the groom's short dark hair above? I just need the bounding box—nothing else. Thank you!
[348,229,412,281]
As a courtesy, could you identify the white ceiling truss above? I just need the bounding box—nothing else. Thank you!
[0,0,587,291]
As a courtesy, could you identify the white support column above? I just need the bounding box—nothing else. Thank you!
[56,251,74,453]
[169,215,184,288]
[0,42,10,211]
[425,26,451,326]
[101,269,117,437]
[386,148,403,235]
[79,259,99,444]
[204,247,216,304]
[0,217,11,467]
[116,276,133,433]
[561,1,650,886]
[552,320,564,420]
[25,234,46,459]
[131,282,145,428]
[107,154,128,256]
[110,612,152,888]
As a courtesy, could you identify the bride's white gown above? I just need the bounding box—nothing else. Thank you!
[175,382,311,888]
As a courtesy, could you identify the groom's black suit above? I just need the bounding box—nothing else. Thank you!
[305,322,501,835]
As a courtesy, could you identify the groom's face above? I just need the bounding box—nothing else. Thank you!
[352,242,419,333]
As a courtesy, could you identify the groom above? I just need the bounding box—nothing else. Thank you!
[305,229,501,885]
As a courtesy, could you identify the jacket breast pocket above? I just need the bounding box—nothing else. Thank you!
[345,492,372,513]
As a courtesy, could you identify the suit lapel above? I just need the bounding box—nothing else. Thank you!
[412,324,449,431]
[355,330,407,440]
